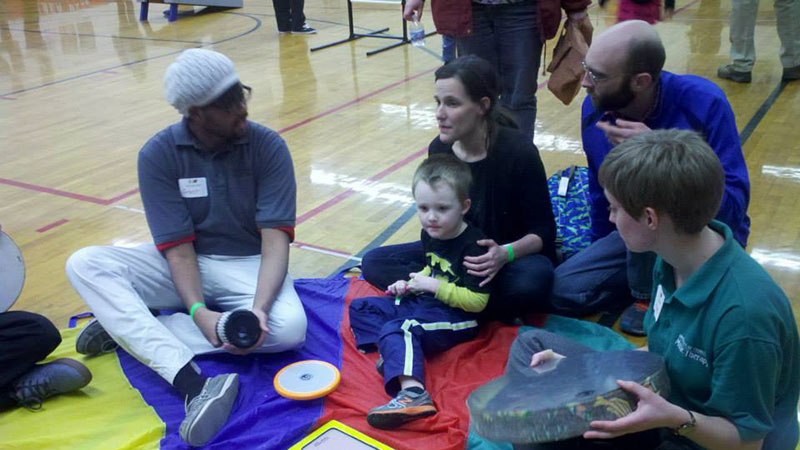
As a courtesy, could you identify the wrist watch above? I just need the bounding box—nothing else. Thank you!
[673,409,696,436]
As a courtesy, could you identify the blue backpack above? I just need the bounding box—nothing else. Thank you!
[547,166,592,262]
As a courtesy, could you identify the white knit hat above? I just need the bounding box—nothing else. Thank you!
[164,48,241,116]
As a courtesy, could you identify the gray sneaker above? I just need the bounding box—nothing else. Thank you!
[717,64,751,83]
[179,373,239,446]
[10,358,92,410]
[366,388,437,429]
[76,318,119,356]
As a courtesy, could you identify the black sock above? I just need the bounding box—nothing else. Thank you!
[405,386,425,395]
[173,362,207,401]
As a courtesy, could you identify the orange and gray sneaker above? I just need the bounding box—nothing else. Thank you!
[366,388,436,429]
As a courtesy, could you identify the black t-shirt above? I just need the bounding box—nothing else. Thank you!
[421,223,490,294]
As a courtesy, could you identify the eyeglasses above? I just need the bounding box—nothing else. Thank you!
[207,84,252,112]
[242,84,252,103]
[581,61,621,84]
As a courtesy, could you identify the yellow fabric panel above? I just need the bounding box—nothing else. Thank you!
[0,327,165,449]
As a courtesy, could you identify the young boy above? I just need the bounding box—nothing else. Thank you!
[350,154,491,430]
[508,129,799,449]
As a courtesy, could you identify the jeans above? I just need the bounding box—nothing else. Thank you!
[272,0,306,32]
[728,0,800,70]
[361,241,554,321]
[455,0,542,142]
[550,232,656,316]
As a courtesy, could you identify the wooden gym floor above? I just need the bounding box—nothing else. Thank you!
[1,0,798,331]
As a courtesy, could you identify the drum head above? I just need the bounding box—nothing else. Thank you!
[0,231,25,313]
[274,360,341,400]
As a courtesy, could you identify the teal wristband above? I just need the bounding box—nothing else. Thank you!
[505,244,515,263]
[190,302,206,319]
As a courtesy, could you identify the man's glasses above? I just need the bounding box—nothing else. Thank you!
[582,61,624,84]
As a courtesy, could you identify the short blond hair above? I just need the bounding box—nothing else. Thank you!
[598,129,724,235]
[412,154,472,203]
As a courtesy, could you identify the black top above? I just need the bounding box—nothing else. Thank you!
[421,224,491,295]
[428,127,557,262]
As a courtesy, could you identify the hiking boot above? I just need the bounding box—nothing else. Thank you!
[619,300,649,337]
[76,318,119,356]
[717,64,751,83]
[783,65,800,81]
[10,358,92,410]
[179,373,239,446]
[366,388,436,429]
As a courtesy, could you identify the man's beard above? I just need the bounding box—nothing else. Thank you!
[589,77,635,112]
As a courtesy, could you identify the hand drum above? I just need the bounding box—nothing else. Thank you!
[0,231,25,313]
[467,350,670,444]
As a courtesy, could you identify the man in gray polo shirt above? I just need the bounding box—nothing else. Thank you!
[66,49,307,447]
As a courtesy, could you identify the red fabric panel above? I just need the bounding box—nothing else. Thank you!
[274,226,295,242]
[156,235,195,252]
[316,278,520,449]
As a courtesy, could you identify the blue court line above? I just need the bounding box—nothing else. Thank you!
[0,26,204,44]
[0,11,261,98]
[330,204,418,276]
[739,80,788,146]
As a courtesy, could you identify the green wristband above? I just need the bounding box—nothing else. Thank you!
[505,244,515,263]
[190,302,206,319]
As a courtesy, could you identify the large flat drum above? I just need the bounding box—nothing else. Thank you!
[0,231,25,313]
[468,350,670,444]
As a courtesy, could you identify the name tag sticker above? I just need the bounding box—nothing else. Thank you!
[653,284,665,322]
[179,177,208,198]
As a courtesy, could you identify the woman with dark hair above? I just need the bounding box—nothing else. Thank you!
[362,55,557,322]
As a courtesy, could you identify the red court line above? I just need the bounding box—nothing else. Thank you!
[36,218,68,233]
[277,67,437,135]
[296,147,427,225]
[0,177,112,205]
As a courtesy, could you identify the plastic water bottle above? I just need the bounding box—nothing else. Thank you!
[409,11,426,47]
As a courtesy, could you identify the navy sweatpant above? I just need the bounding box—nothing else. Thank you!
[349,295,479,396]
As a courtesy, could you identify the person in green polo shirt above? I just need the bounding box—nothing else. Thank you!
[508,129,799,449]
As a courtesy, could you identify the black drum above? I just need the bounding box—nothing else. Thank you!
[216,310,261,349]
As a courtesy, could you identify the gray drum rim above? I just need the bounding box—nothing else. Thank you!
[0,231,25,313]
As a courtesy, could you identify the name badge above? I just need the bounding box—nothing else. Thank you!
[178,177,208,198]
[653,284,665,322]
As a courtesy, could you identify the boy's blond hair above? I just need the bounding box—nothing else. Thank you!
[598,129,724,235]
[412,154,472,203]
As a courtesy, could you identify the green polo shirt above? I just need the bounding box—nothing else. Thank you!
[645,221,799,449]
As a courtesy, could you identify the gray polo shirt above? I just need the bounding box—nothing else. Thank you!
[137,119,296,256]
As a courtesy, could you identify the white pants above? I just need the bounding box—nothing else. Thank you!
[729,0,800,70]
[66,244,307,384]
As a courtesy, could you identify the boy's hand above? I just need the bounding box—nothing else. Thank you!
[386,280,410,296]
[407,272,439,294]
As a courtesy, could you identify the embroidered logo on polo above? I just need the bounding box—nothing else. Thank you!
[674,334,709,367]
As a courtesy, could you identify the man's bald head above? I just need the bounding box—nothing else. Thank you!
[590,20,665,78]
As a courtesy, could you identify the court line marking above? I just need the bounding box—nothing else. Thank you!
[739,81,788,147]
[0,26,204,44]
[297,147,427,224]
[36,219,69,233]
[331,203,417,275]
[0,11,262,98]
